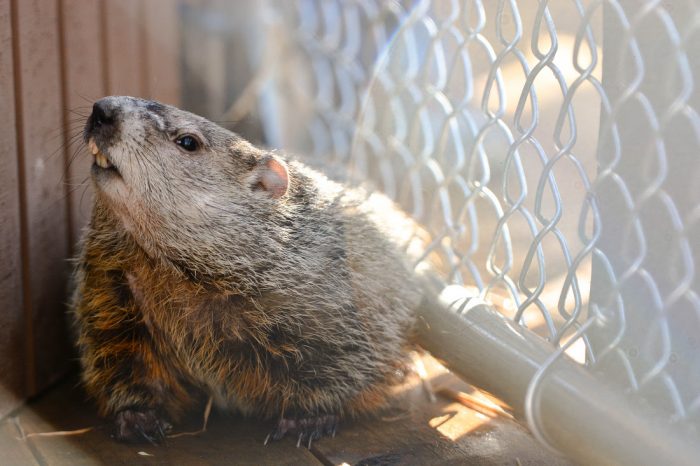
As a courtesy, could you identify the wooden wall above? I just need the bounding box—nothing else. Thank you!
[0,0,181,420]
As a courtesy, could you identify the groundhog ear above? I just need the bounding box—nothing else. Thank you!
[255,155,289,199]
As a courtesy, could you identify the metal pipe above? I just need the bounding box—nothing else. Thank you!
[416,285,700,466]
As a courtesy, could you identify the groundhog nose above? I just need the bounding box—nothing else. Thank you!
[91,101,115,128]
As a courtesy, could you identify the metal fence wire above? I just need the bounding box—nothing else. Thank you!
[182,0,700,458]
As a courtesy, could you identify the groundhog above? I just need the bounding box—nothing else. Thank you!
[72,96,429,446]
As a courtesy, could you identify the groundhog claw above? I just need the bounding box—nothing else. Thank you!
[264,415,339,448]
[112,408,172,445]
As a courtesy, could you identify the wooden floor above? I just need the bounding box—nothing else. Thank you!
[0,357,571,466]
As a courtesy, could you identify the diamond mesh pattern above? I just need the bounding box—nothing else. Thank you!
[182,0,700,441]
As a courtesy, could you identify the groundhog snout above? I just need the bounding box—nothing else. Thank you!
[85,97,122,143]
[91,100,116,128]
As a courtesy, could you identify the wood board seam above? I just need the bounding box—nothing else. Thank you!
[9,0,36,396]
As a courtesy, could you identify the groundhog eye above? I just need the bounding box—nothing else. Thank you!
[175,135,200,152]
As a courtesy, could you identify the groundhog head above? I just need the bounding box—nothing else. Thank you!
[84,96,291,279]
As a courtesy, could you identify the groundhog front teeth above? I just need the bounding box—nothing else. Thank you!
[95,151,112,169]
[88,137,99,155]
[89,138,113,168]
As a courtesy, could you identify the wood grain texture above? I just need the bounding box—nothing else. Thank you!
[143,0,181,105]
[0,0,26,419]
[59,0,106,250]
[12,0,72,394]
[313,358,572,466]
[2,359,572,465]
[103,0,147,97]
[0,419,39,466]
[16,378,323,466]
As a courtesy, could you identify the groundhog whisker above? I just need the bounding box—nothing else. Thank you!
[67,113,90,122]
[68,107,91,116]
[75,178,93,211]
[66,137,89,167]
[49,129,85,165]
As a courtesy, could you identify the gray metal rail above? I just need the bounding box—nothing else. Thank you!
[417,286,700,466]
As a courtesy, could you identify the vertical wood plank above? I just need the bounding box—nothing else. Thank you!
[0,0,26,419]
[12,0,72,395]
[103,0,147,97]
[59,0,106,247]
[143,0,181,105]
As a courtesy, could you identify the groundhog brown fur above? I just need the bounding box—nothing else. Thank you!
[72,96,427,445]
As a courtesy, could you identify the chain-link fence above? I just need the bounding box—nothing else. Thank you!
[181,0,700,462]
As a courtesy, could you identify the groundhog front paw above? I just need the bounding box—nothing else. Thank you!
[264,414,339,448]
[112,408,172,445]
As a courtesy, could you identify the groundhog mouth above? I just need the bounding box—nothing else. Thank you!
[88,137,119,175]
